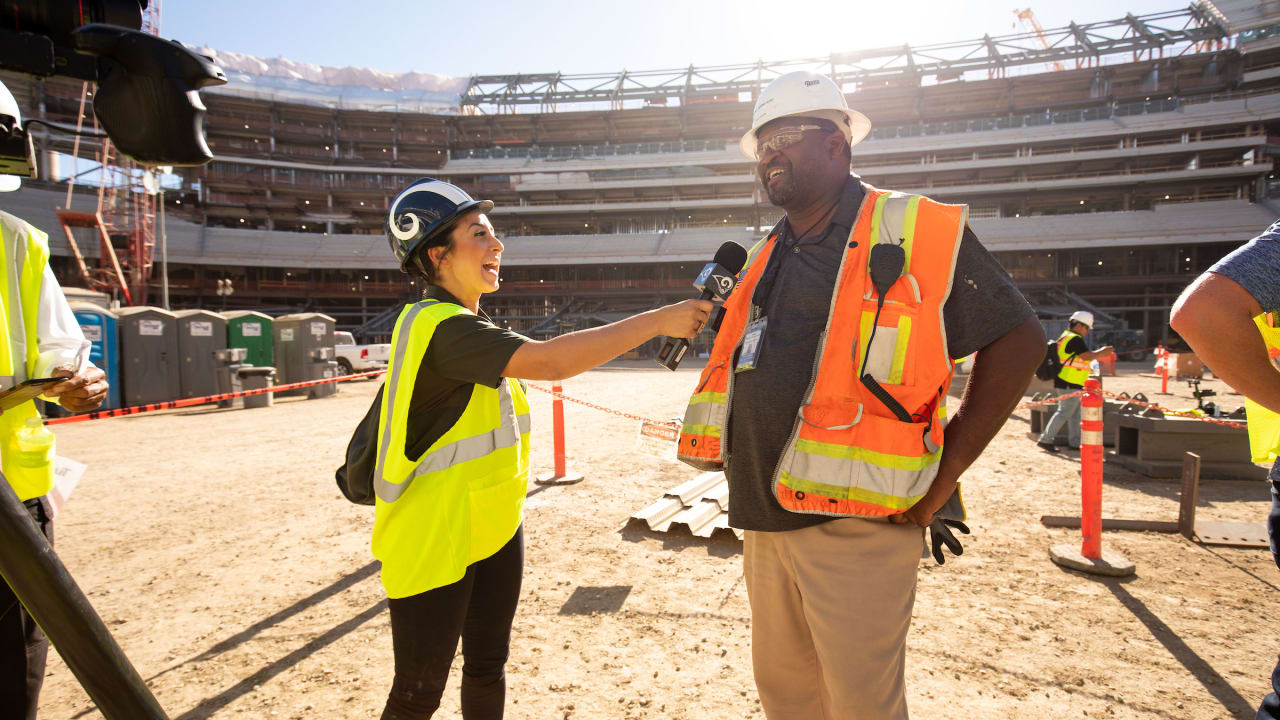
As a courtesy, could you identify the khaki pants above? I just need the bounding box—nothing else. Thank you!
[744,518,923,720]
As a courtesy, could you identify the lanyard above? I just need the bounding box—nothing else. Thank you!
[750,202,839,316]
[749,222,790,315]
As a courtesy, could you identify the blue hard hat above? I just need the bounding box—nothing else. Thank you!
[386,178,494,273]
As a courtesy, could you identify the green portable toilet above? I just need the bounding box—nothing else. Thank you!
[224,311,274,367]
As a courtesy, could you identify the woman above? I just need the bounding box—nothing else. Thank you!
[374,178,711,719]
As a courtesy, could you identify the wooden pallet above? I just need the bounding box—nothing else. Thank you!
[1040,452,1268,548]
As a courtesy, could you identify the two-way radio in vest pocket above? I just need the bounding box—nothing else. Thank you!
[859,241,911,421]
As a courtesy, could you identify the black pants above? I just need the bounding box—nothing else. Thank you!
[381,525,523,720]
[1258,474,1280,720]
[0,498,51,720]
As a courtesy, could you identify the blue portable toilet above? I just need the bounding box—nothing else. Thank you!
[69,301,121,410]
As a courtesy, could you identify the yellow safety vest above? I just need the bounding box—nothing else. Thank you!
[1246,313,1280,465]
[1057,330,1091,387]
[0,212,53,501]
[371,299,532,599]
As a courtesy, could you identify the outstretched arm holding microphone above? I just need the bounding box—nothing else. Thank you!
[503,299,710,380]
[507,241,750,379]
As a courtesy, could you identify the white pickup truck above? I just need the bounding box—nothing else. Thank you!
[334,331,391,375]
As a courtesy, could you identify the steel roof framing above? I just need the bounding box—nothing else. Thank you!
[460,6,1230,113]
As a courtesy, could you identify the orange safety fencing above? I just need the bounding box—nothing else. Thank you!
[43,370,386,425]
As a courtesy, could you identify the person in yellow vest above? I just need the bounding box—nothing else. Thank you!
[1170,221,1280,720]
[1036,310,1115,452]
[676,71,1046,718]
[0,80,109,720]
[375,178,710,719]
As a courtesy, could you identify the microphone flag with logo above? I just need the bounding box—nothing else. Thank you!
[656,241,748,371]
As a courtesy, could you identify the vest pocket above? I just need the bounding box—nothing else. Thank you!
[849,412,941,503]
[857,300,919,387]
[798,401,863,434]
[853,411,934,454]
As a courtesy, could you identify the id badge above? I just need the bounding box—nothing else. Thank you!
[736,317,768,373]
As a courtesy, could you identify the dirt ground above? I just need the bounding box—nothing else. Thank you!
[34,360,1279,719]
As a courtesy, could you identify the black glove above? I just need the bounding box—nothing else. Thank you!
[927,517,970,565]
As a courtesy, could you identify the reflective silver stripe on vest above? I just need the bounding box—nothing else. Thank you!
[2,219,28,381]
[7,224,29,384]
[682,394,726,431]
[779,442,939,500]
[376,380,530,503]
[372,301,431,494]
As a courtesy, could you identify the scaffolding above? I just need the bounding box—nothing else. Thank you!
[55,1,162,306]
[460,7,1231,113]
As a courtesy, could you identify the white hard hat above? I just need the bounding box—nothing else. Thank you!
[1069,311,1094,328]
[740,71,871,160]
[0,81,20,192]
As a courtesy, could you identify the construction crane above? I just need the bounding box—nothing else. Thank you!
[1014,8,1066,73]
[56,2,163,306]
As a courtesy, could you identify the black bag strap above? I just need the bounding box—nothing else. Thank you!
[1059,333,1081,367]
[335,385,384,505]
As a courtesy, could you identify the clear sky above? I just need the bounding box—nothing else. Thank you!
[163,0,1190,79]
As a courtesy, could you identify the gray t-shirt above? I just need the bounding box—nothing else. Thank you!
[726,176,1036,531]
[1208,220,1280,483]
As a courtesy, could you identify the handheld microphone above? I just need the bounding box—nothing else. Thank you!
[656,241,748,370]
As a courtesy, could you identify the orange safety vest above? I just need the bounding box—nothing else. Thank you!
[678,186,966,518]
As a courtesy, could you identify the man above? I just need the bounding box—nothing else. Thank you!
[1036,311,1115,452]
[0,79,109,720]
[1169,221,1280,719]
[677,71,1044,718]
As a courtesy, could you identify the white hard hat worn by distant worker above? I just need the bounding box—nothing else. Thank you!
[1069,311,1094,329]
[0,81,22,192]
[740,71,872,160]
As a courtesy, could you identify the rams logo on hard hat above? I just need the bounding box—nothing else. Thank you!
[389,205,441,243]
[385,178,494,272]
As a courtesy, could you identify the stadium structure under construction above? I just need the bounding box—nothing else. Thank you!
[6,3,1280,357]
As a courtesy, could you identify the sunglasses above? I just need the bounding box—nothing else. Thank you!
[756,124,835,155]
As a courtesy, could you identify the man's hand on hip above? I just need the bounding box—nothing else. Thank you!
[887,319,1045,525]
[888,476,958,527]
